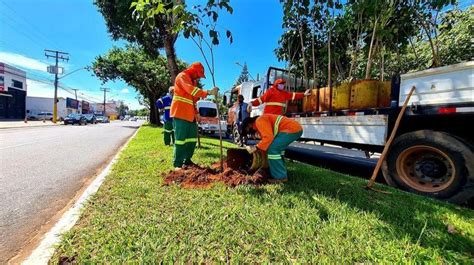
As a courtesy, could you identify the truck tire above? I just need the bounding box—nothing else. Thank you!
[382,130,474,203]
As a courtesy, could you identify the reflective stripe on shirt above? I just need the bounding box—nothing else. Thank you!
[267,102,286,107]
[191,87,200,96]
[174,96,193,105]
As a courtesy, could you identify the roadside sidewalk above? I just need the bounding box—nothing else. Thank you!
[0,120,62,129]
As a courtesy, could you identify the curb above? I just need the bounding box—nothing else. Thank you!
[0,124,61,130]
[21,127,141,264]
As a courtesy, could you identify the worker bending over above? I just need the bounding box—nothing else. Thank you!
[251,78,311,115]
[170,62,218,169]
[156,86,175,146]
[242,114,303,182]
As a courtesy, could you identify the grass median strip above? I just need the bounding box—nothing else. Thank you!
[53,125,474,263]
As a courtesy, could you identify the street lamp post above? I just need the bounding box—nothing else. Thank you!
[235,62,256,81]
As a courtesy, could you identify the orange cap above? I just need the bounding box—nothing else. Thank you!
[274,78,286,86]
[187,62,206,79]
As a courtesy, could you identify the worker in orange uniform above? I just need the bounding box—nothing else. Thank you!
[251,78,311,115]
[170,62,218,169]
[241,114,303,182]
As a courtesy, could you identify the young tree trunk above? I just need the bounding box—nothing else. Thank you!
[327,32,331,88]
[380,46,385,82]
[418,15,440,67]
[297,20,308,80]
[328,30,332,113]
[349,15,362,81]
[408,36,420,64]
[311,27,317,87]
[365,18,378,79]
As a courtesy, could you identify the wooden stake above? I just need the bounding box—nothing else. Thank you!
[366,86,416,190]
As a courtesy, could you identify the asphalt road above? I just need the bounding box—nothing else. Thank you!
[0,121,142,262]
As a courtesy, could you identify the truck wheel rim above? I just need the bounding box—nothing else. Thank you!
[396,146,455,193]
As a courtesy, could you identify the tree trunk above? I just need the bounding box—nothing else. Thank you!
[297,20,308,80]
[327,32,331,88]
[328,30,332,113]
[380,46,385,82]
[365,18,378,79]
[163,33,180,83]
[311,27,317,88]
[408,36,420,64]
[417,15,440,67]
[148,93,160,125]
[349,15,362,81]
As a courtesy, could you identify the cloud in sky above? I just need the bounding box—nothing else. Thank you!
[26,79,69,98]
[120,88,130,94]
[0,51,49,73]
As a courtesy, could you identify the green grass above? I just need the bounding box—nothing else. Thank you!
[53,125,474,263]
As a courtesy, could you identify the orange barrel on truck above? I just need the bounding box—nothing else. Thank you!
[331,82,351,111]
[350,80,379,109]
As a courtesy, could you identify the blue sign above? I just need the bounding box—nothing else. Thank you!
[66,97,78,109]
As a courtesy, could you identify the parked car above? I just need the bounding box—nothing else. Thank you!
[63,114,87,125]
[129,117,138,121]
[83,114,97,124]
[96,115,110,123]
[28,112,54,120]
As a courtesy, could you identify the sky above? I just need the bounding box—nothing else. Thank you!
[0,0,286,110]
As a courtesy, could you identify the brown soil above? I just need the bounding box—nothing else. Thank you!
[163,163,270,189]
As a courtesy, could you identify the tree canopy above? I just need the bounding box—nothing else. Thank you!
[90,45,186,124]
[275,0,471,86]
[233,63,250,86]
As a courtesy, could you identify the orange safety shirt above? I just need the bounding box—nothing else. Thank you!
[170,64,208,122]
[251,79,305,115]
[253,114,303,151]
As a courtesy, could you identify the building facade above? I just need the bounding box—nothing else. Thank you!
[91,101,118,120]
[0,63,27,119]
[26,96,82,119]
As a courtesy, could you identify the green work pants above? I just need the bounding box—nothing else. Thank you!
[163,120,175,146]
[267,131,303,179]
[173,118,198,168]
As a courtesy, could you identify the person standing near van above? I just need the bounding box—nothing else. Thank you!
[234,94,251,146]
[170,62,218,169]
[156,86,175,146]
[251,78,311,115]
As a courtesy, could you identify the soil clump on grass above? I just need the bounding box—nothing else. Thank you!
[163,163,269,189]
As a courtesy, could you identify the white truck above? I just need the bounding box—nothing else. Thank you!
[196,100,227,136]
[225,62,473,203]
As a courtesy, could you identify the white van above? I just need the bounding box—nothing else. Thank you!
[196,100,227,136]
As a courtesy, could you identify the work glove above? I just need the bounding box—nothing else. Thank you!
[207,87,219,96]
[304,89,312,96]
[246,145,257,154]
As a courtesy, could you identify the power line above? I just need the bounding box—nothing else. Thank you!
[0,1,58,49]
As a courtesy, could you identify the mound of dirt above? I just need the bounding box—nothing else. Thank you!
[163,163,269,189]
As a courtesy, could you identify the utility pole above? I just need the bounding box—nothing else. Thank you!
[45,49,69,123]
[72,89,79,100]
[100,87,110,117]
